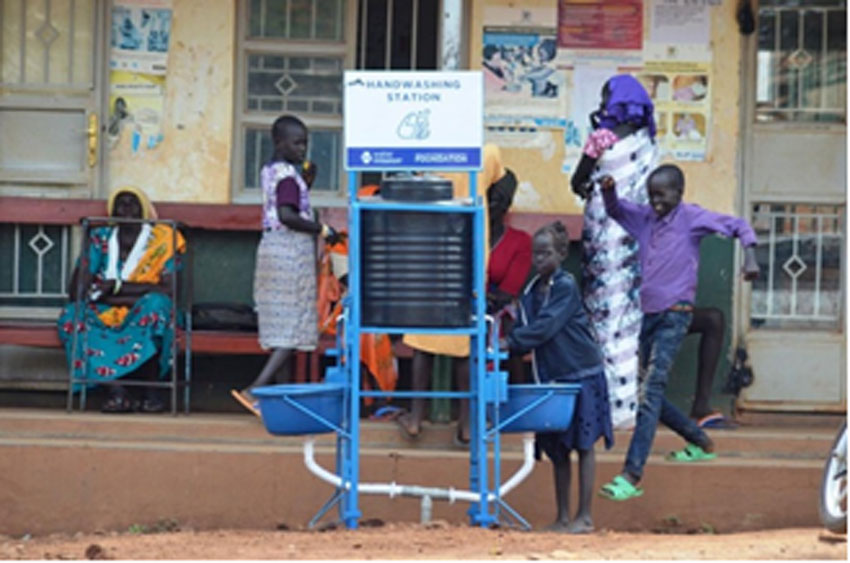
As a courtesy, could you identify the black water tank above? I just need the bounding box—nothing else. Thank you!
[379,174,454,202]
[361,178,472,328]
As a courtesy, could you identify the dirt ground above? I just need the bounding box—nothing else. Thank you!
[1,523,846,560]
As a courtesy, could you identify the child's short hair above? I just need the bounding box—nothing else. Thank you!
[535,221,570,256]
[271,114,307,144]
[648,164,685,192]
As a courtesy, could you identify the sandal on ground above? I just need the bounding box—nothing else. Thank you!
[101,394,134,414]
[696,413,739,430]
[140,398,166,413]
[666,443,717,462]
[369,405,403,421]
[230,389,260,417]
[598,475,644,501]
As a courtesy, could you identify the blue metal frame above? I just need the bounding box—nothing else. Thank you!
[304,168,529,530]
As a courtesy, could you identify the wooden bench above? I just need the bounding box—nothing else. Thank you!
[0,196,418,392]
[0,195,576,394]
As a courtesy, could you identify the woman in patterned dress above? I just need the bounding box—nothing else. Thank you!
[57,186,186,413]
[231,115,339,416]
[570,75,659,430]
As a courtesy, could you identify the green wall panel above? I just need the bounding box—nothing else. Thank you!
[188,229,260,306]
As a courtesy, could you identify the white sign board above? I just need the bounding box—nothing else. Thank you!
[344,70,483,170]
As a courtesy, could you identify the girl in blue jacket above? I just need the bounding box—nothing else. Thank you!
[507,221,613,533]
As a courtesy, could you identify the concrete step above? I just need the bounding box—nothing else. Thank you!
[0,408,841,538]
[0,408,838,460]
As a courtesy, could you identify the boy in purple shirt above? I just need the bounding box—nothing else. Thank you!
[597,164,759,501]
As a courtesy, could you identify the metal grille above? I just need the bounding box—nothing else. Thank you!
[0,223,70,305]
[235,0,438,197]
[750,203,845,328]
[0,0,96,88]
[249,0,345,40]
[246,54,343,114]
[243,126,340,191]
[756,1,847,122]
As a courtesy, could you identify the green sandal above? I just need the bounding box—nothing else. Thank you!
[666,443,717,462]
[598,475,644,502]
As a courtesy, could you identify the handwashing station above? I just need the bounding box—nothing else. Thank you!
[252,70,579,530]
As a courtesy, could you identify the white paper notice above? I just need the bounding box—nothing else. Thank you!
[650,1,711,45]
[562,65,616,173]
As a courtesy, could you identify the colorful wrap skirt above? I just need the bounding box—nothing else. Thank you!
[582,127,658,429]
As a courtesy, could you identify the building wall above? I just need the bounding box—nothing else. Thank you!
[469,0,743,215]
[107,0,236,204]
[468,0,744,413]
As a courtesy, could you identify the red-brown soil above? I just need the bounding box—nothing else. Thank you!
[1,523,845,560]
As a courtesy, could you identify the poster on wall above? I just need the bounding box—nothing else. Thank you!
[650,0,716,45]
[110,0,173,75]
[561,65,616,174]
[483,27,567,124]
[558,0,643,50]
[108,70,166,153]
[637,60,711,161]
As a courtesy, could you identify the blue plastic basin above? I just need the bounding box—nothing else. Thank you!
[489,383,580,433]
[253,383,345,435]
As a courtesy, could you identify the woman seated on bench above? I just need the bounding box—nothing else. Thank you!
[57,186,186,413]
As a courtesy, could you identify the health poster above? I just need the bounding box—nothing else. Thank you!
[483,26,567,125]
[108,70,166,153]
[558,0,643,51]
[110,0,172,75]
[637,60,711,161]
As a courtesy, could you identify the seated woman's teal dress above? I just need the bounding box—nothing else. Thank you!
[57,225,184,390]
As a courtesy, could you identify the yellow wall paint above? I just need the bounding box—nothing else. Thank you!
[107,0,235,204]
[469,0,742,215]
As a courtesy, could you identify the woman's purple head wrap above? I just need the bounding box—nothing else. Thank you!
[594,74,656,138]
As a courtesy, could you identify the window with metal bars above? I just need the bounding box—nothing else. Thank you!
[756,0,847,123]
[750,203,845,329]
[233,0,438,201]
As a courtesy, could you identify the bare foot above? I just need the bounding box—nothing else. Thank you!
[543,520,570,533]
[566,517,594,534]
[456,423,470,444]
[394,412,420,440]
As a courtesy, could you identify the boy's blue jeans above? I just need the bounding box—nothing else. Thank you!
[623,308,710,481]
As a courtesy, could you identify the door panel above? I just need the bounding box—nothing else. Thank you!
[750,129,846,200]
[0,0,102,196]
[740,0,846,411]
[0,108,87,174]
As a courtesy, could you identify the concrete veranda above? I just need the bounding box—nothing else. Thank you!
[0,407,840,537]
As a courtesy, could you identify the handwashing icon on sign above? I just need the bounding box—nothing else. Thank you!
[396,109,431,140]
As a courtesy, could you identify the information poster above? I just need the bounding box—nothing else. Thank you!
[108,70,166,152]
[638,60,711,161]
[650,0,717,45]
[558,0,643,51]
[110,0,173,75]
[108,0,171,153]
[561,65,616,174]
[483,27,567,125]
[343,71,483,171]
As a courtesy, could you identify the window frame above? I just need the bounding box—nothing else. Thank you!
[231,0,357,206]
[753,1,847,130]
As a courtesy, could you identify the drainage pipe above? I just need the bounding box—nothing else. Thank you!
[303,433,535,504]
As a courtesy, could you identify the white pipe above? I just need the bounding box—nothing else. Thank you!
[302,434,536,503]
[499,433,535,497]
